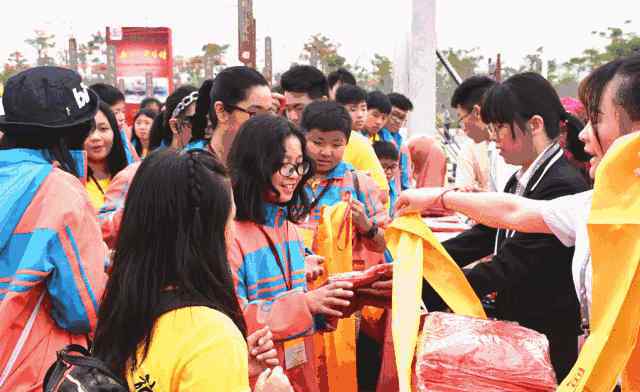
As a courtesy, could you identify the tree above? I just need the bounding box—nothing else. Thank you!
[345,63,373,89]
[436,47,484,115]
[26,30,56,66]
[1,51,30,84]
[300,34,345,74]
[564,21,640,76]
[371,54,393,92]
[7,51,28,71]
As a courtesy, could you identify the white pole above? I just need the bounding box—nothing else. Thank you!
[408,0,437,138]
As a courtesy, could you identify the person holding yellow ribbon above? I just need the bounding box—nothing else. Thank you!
[395,55,640,391]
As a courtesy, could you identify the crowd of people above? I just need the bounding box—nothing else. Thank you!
[0,51,638,392]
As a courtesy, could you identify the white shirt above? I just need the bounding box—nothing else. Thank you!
[455,138,518,192]
[514,143,561,195]
[542,190,594,315]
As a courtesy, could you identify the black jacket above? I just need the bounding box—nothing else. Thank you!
[423,151,590,337]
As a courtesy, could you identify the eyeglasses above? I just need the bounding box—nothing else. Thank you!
[279,161,311,178]
[389,111,407,124]
[458,111,473,123]
[382,163,399,173]
[226,104,271,118]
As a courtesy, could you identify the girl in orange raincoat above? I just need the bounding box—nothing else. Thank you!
[227,115,354,392]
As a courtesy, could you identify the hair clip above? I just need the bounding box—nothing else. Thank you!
[172,91,199,119]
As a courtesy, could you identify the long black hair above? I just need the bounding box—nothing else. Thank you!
[191,66,269,140]
[149,85,198,149]
[578,59,625,148]
[481,72,584,142]
[93,149,246,377]
[228,115,314,224]
[88,102,128,178]
[130,108,157,156]
[0,121,94,178]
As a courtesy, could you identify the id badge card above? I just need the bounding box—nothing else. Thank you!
[283,337,307,370]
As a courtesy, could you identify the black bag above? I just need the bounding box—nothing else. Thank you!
[42,344,127,392]
[43,292,215,392]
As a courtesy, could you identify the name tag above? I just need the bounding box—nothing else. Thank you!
[283,338,307,370]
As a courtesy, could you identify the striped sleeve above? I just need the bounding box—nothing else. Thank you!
[227,239,314,341]
[47,200,108,333]
[399,144,413,190]
[355,171,389,228]
[98,163,139,248]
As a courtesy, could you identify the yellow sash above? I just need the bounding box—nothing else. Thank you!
[385,215,486,392]
[303,202,358,392]
[558,133,640,392]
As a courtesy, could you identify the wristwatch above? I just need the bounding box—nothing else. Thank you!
[363,223,378,239]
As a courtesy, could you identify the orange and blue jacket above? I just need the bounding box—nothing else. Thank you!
[228,203,323,392]
[300,161,389,269]
[0,149,108,391]
[378,127,412,191]
[98,161,140,249]
[99,142,205,248]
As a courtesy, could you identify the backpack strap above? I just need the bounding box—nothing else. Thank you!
[58,347,125,384]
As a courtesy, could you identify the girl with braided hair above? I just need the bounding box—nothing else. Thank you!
[93,149,290,392]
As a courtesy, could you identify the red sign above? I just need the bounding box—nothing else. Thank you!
[106,27,173,123]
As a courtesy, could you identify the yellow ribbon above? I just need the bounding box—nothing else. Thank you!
[385,215,486,392]
[558,133,640,392]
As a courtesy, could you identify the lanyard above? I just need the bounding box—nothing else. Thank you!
[308,178,335,212]
[89,173,106,195]
[258,224,293,291]
[579,251,591,335]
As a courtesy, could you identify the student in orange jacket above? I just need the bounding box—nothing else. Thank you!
[227,115,354,392]
[0,67,108,391]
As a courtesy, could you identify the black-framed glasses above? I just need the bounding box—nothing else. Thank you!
[226,104,271,118]
[279,162,311,178]
[382,163,399,173]
[389,110,408,123]
[458,111,473,123]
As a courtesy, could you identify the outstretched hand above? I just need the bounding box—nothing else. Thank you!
[394,188,446,217]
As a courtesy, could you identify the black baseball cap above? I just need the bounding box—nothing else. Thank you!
[0,66,99,136]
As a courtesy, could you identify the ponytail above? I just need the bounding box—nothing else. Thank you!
[191,79,214,140]
[149,110,169,150]
[191,66,269,141]
[561,112,589,162]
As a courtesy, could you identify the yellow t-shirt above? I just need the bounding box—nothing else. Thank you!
[85,177,110,211]
[127,306,250,392]
[343,132,390,195]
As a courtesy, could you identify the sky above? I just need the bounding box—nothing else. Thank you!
[2,0,639,75]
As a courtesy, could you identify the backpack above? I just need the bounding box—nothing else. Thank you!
[43,292,215,392]
[42,344,127,392]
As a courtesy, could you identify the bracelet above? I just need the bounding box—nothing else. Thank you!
[436,188,458,211]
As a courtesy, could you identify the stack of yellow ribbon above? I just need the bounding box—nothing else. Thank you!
[302,202,358,392]
[385,215,486,392]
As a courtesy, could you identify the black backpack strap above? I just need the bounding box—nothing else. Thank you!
[58,351,125,385]
[43,344,127,391]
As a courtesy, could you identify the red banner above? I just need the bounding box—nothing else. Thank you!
[106,27,173,123]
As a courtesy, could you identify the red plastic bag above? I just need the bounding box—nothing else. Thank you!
[416,312,557,392]
[325,264,393,330]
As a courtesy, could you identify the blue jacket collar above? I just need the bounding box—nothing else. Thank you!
[325,161,354,180]
[264,202,288,228]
